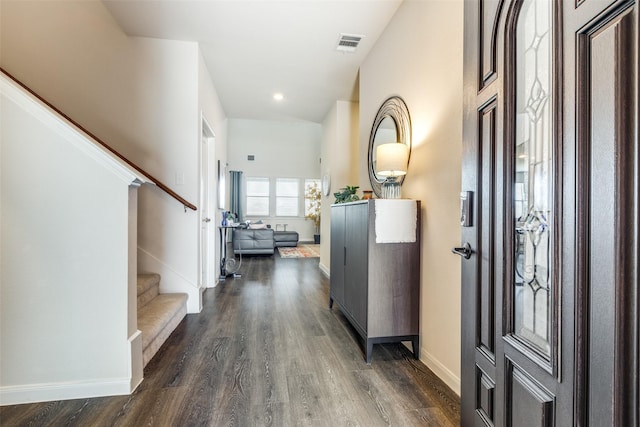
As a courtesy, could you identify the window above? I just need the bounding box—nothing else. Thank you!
[276,178,299,216]
[246,177,269,216]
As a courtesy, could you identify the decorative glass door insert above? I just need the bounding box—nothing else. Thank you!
[514,0,554,357]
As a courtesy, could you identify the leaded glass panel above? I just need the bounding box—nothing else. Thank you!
[514,0,553,356]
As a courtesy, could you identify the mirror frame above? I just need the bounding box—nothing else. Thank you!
[367,96,412,197]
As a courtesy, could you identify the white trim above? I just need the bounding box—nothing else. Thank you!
[137,247,202,314]
[198,114,216,290]
[137,247,197,288]
[201,114,216,139]
[319,262,330,278]
[0,74,151,186]
[419,347,461,396]
[0,377,133,406]
[128,330,144,393]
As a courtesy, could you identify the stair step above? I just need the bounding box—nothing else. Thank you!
[137,273,160,309]
[137,273,160,296]
[138,292,188,366]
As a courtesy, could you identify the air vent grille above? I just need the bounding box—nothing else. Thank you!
[336,33,364,53]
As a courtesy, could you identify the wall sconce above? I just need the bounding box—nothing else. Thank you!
[376,142,409,199]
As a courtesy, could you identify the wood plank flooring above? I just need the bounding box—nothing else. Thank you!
[1,254,460,426]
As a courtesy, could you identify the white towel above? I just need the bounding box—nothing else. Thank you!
[375,199,417,243]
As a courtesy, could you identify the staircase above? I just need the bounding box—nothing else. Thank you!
[137,273,188,367]
[0,69,200,403]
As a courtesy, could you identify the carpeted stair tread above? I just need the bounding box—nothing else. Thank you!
[137,273,160,309]
[138,293,187,348]
[138,292,188,366]
[137,273,160,296]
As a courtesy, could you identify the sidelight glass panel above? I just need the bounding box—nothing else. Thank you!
[514,0,553,356]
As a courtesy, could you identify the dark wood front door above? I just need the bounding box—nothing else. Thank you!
[461,0,638,425]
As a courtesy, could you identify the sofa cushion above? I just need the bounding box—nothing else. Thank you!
[233,228,275,255]
[274,231,299,247]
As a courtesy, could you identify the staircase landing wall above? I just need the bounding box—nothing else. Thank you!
[0,77,143,405]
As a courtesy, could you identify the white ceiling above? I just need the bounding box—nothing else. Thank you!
[102,0,403,124]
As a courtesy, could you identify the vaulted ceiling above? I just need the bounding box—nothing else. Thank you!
[102,0,403,124]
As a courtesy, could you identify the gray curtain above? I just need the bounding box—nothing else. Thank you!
[229,170,243,221]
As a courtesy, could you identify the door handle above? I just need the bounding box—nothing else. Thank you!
[451,243,473,259]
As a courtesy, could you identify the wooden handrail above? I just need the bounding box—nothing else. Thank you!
[1,67,197,211]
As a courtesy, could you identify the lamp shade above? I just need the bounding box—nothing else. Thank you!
[376,143,409,176]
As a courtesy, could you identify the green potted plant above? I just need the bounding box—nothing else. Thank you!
[305,181,322,244]
[334,185,360,204]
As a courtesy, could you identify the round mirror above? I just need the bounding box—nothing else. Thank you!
[368,96,412,197]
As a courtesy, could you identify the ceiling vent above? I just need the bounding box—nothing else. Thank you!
[336,33,364,53]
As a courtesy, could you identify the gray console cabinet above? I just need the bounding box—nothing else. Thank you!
[330,199,421,363]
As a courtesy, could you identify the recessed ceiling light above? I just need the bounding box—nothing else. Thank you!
[273,93,284,101]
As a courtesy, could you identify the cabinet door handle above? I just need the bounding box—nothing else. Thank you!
[343,246,347,266]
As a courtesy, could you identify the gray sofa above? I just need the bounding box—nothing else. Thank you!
[232,228,275,255]
[232,228,300,255]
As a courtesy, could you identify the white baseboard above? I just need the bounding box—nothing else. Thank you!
[0,377,132,406]
[129,330,144,393]
[419,347,461,396]
[1,332,145,406]
[138,247,202,313]
[198,286,205,312]
[319,262,330,278]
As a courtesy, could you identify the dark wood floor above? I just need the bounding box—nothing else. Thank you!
[1,254,460,426]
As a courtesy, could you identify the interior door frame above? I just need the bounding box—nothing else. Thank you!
[200,116,216,289]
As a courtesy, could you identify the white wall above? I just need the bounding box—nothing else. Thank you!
[0,0,137,160]
[0,0,229,403]
[1,77,144,404]
[319,101,359,272]
[358,0,464,393]
[132,38,202,312]
[227,119,321,241]
[198,53,229,288]
[0,0,228,312]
